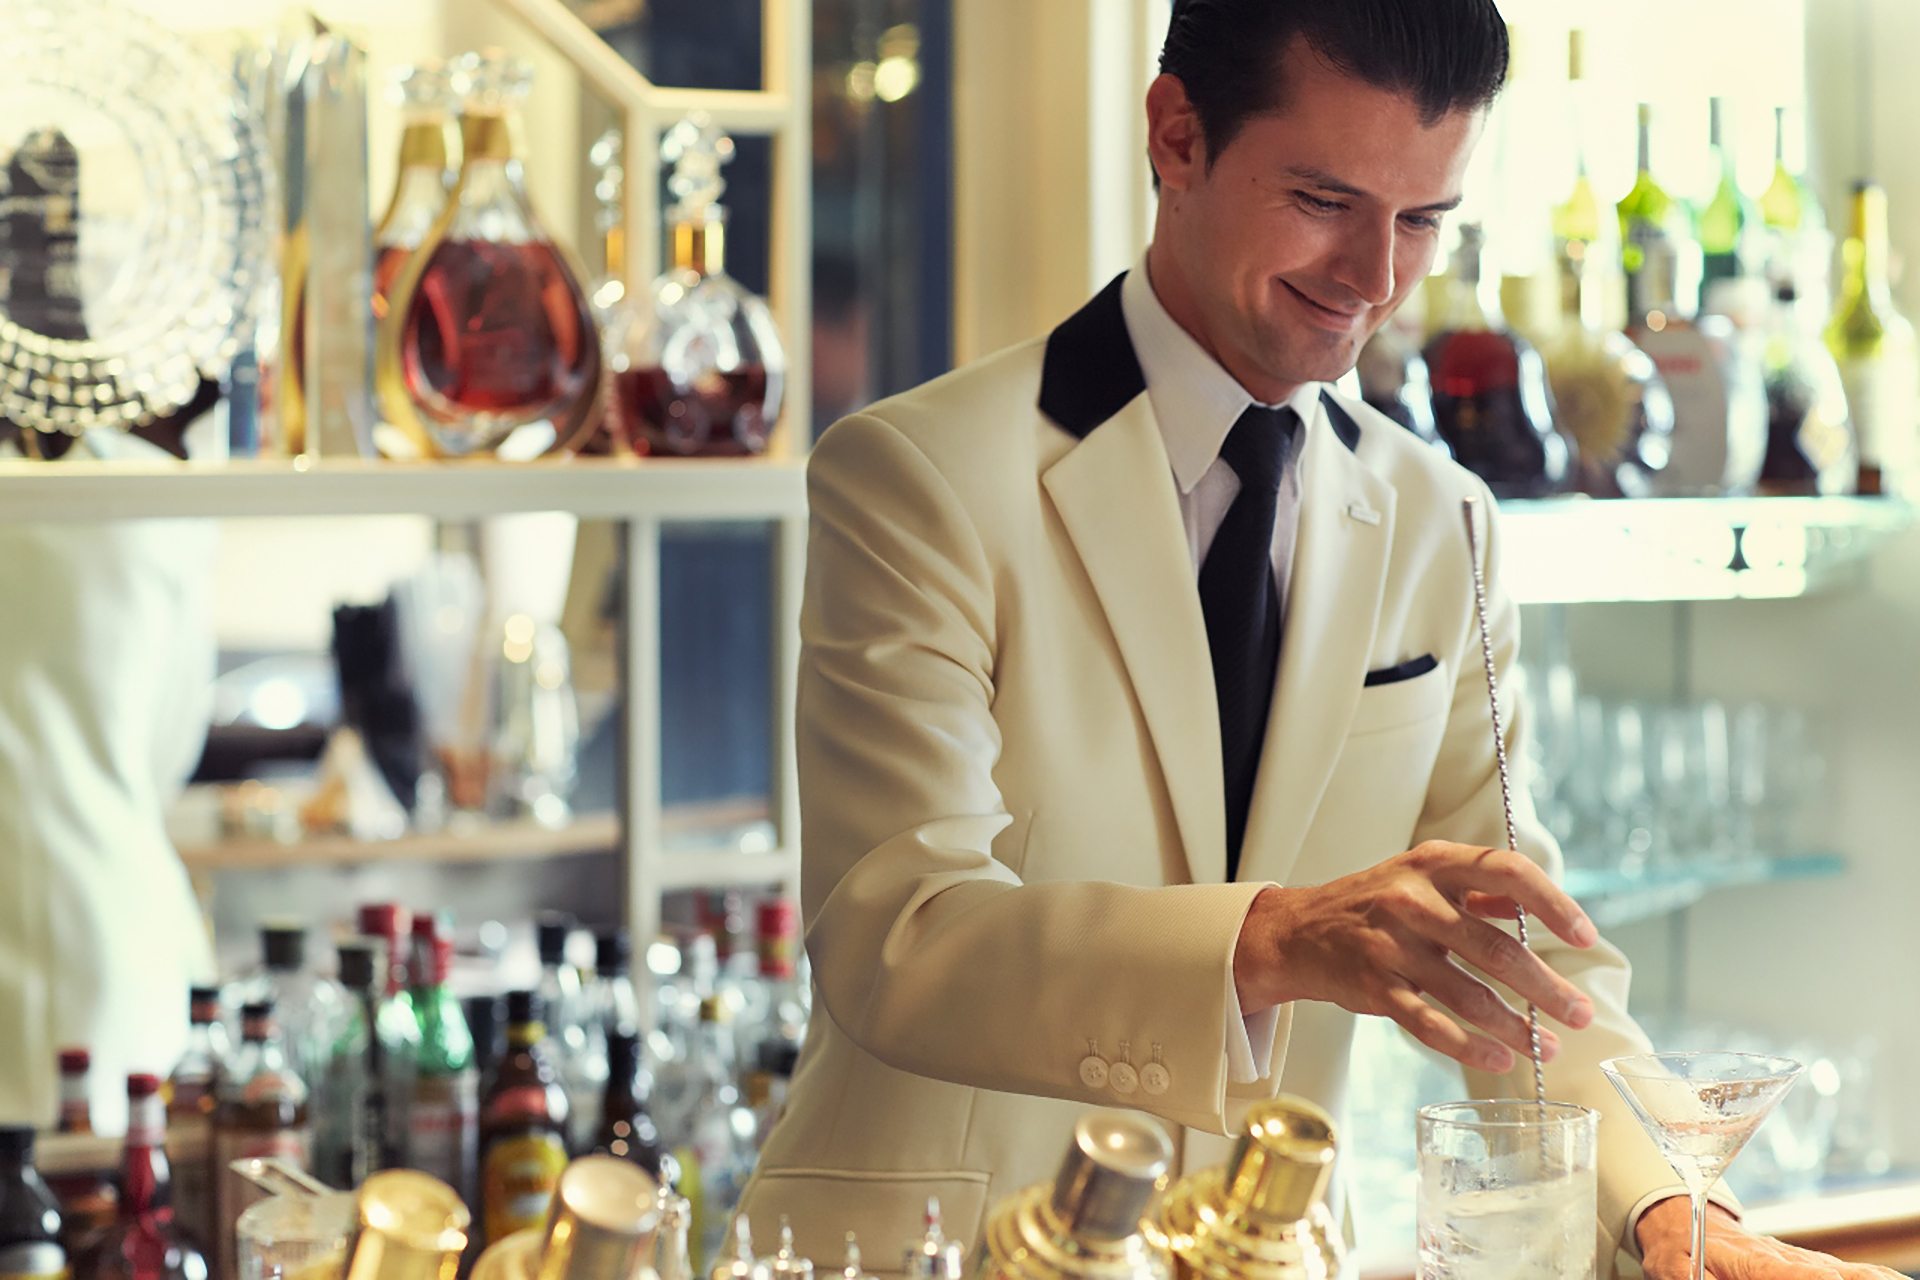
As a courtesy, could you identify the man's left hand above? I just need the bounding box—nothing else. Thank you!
[1637,1197,1907,1278]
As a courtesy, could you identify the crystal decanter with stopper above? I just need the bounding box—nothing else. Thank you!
[608,113,786,457]
[376,50,601,460]
[372,60,457,322]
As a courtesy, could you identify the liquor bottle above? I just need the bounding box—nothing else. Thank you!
[1550,32,1623,335]
[1825,180,1920,496]
[50,1049,117,1259]
[594,1031,673,1185]
[74,1075,209,1280]
[166,988,227,1252]
[471,1156,660,1280]
[211,1002,311,1280]
[337,1169,470,1280]
[671,997,756,1273]
[737,899,806,1093]
[467,994,509,1092]
[1698,97,1763,313]
[354,904,423,1167]
[406,912,478,1200]
[1354,324,1443,452]
[1422,222,1573,497]
[758,1218,812,1280]
[902,1200,963,1280]
[250,923,347,1099]
[1760,105,1829,308]
[479,990,570,1246]
[1618,103,1703,328]
[608,113,786,457]
[576,930,640,1158]
[1543,220,1676,498]
[375,50,602,459]
[1625,222,1770,496]
[1761,283,1856,496]
[589,927,643,1039]
[1150,1097,1345,1278]
[582,128,635,456]
[317,940,384,1189]
[977,1115,1173,1280]
[0,1128,66,1280]
[835,1234,875,1280]
[717,1217,771,1280]
[534,914,596,1153]
[372,60,457,319]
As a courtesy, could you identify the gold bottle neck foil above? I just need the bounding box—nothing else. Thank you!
[672,219,727,277]
[397,118,452,174]
[1147,1098,1345,1280]
[459,110,515,166]
[344,1170,471,1280]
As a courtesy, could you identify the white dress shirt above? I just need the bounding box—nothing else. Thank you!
[1119,254,1325,1085]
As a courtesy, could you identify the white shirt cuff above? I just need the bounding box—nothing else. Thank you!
[1225,1004,1280,1084]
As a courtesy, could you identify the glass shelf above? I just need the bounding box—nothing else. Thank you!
[1498,496,1914,604]
[1563,851,1846,928]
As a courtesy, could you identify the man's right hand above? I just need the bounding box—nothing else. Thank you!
[1232,841,1601,1073]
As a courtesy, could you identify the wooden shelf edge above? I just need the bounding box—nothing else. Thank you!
[178,813,622,872]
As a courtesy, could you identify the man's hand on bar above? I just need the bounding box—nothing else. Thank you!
[1636,1197,1907,1278]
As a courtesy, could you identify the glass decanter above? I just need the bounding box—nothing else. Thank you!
[376,50,601,459]
[608,114,786,457]
[372,60,457,324]
[1423,222,1574,497]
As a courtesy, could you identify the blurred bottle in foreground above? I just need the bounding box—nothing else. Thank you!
[1826,180,1920,496]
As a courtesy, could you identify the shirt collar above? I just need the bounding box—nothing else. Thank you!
[1119,252,1323,495]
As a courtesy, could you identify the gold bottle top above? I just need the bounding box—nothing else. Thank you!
[671,218,728,278]
[979,1115,1172,1280]
[1147,1097,1345,1280]
[343,1170,471,1280]
[536,1156,661,1280]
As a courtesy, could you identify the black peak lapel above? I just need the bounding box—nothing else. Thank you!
[1039,273,1144,440]
[1320,390,1363,454]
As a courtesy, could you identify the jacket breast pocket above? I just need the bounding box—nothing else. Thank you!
[1348,661,1450,736]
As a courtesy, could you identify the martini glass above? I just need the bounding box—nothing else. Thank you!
[1601,1052,1803,1280]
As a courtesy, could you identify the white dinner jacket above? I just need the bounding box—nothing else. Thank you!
[737,274,1687,1275]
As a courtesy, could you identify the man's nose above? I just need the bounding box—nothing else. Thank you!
[1330,218,1397,308]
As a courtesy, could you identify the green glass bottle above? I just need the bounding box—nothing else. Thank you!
[1759,105,1824,236]
[1825,180,1920,495]
[1550,31,1622,334]
[1698,97,1762,307]
[407,911,479,1201]
[1617,103,1700,321]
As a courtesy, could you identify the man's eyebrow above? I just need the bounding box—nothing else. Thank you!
[1285,165,1464,214]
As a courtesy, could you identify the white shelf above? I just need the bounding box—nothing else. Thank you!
[1498,496,1914,604]
[0,457,808,523]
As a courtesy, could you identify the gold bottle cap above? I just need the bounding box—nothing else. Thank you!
[1050,1115,1173,1242]
[1223,1099,1338,1223]
[346,1169,471,1280]
[540,1155,661,1280]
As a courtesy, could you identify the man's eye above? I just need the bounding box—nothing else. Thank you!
[1400,213,1442,231]
[1297,192,1346,213]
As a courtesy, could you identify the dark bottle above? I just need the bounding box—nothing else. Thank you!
[479,990,570,1246]
[465,993,509,1093]
[210,1002,309,1280]
[1355,325,1446,453]
[593,1031,672,1185]
[49,1048,116,1260]
[0,1127,66,1279]
[1424,223,1573,497]
[75,1075,209,1280]
[1762,283,1856,496]
[165,989,226,1253]
[317,940,382,1188]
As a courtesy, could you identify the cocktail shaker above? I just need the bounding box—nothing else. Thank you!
[977,1115,1174,1280]
[1147,1098,1345,1280]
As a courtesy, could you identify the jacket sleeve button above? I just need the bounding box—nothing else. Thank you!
[1078,1055,1111,1089]
[1141,1062,1171,1095]
[1109,1062,1139,1095]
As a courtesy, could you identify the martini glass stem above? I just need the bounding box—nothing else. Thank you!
[1689,1188,1708,1280]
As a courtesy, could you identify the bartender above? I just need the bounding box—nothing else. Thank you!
[741,2,1894,1277]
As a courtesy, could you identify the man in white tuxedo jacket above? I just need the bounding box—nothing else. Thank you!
[740,4,1895,1278]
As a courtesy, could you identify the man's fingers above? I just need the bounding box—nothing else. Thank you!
[1424,842,1598,947]
[1379,984,1515,1074]
[1443,913,1595,1030]
[1398,946,1564,1062]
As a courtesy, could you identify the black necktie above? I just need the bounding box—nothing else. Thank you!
[1199,405,1298,879]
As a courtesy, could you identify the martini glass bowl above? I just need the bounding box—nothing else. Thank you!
[1601,1052,1803,1280]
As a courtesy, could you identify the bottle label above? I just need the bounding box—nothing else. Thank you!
[408,1070,478,1186]
[482,1131,568,1243]
[125,1093,164,1148]
[168,1111,215,1247]
[1632,321,1767,492]
[1840,345,1920,482]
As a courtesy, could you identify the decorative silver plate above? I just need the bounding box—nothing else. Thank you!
[0,0,272,436]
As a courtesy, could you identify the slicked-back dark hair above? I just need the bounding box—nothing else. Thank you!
[1158,0,1508,176]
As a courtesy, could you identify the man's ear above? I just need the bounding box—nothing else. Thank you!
[1145,73,1207,195]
